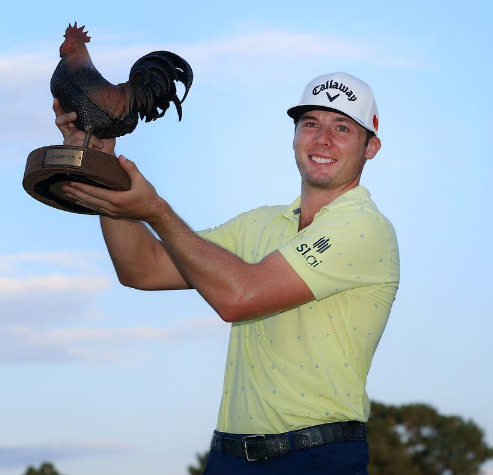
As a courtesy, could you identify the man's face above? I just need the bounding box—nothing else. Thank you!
[293,110,381,192]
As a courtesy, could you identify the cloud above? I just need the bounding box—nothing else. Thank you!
[0,273,111,329]
[0,51,55,91]
[0,274,109,300]
[0,440,134,469]
[0,253,111,342]
[0,251,110,323]
[173,30,432,72]
[0,249,228,364]
[0,251,106,272]
[0,29,432,158]
[0,30,430,85]
[35,316,224,344]
[0,316,227,364]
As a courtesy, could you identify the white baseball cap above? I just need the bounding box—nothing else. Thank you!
[287,72,379,135]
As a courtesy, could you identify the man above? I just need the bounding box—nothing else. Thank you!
[55,72,399,474]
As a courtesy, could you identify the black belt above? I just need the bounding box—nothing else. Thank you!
[211,421,366,462]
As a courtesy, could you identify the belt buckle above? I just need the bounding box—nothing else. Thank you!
[243,434,267,462]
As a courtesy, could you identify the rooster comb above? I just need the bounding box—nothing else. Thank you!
[64,22,91,43]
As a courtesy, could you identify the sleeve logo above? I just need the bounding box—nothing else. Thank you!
[313,237,332,253]
[296,237,331,268]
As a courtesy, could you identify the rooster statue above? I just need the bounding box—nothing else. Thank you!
[50,22,193,145]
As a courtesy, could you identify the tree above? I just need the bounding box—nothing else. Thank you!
[22,462,64,475]
[367,402,493,475]
[187,402,493,474]
[187,451,209,475]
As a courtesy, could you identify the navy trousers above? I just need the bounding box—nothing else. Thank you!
[203,432,369,475]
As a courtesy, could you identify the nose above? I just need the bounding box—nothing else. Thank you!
[314,126,334,147]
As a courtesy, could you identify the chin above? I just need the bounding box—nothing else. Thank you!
[304,178,333,189]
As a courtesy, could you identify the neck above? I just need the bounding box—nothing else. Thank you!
[298,180,359,231]
[63,42,92,71]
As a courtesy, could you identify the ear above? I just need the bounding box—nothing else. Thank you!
[293,125,298,150]
[365,136,381,160]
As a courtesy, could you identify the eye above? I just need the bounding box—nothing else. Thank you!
[336,124,349,132]
[303,121,318,128]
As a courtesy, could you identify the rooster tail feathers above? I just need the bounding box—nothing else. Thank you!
[129,51,193,123]
[172,95,183,121]
[166,51,193,103]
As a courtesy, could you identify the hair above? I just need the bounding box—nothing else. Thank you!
[364,130,375,146]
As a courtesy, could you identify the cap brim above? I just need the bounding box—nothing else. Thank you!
[287,105,343,120]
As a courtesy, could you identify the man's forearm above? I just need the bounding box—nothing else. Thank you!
[60,158,310,311]
[144,199,310,322]
[146,200,256,318]
[100,215,190,290]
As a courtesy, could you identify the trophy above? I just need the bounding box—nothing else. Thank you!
[23,22,193,215]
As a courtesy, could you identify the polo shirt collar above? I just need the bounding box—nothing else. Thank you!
[322,185,371,211]
[282,196,302,223]
[282,186,371,222]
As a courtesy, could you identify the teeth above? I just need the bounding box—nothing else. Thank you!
[310,155,336,164]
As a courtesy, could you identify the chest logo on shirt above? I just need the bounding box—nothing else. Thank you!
[296,237,331,267]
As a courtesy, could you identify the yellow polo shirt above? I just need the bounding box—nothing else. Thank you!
[199,186,399,434]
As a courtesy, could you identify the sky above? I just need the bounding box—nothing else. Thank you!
[1,1,492,474]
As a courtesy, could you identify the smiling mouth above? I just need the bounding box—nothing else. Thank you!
[309,155,337,164]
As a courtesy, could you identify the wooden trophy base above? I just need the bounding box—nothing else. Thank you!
[23,145,131,215]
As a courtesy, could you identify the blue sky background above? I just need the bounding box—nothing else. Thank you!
[1,1,492,474]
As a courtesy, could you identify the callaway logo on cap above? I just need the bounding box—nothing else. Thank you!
[287,72,379,135]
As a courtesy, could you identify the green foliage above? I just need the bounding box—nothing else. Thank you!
[367,402,493,475]
[187,451,209,475]
[188,402,493,474]
[22,462,63,475]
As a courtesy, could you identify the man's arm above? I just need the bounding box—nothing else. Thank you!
[54,100,314,318]
[100,216,191,290]
[147,200,315,322]
[62,157,315,322]
[53,100,190,291]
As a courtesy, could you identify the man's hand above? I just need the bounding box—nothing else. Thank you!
[53,98,116,155]
[53,97,161,219]
[52,100,190,290]
[62,156,164,221]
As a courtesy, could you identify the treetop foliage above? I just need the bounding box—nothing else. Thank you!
[22,402,493,475]
[367,401,493,475]
[23,462,63,475]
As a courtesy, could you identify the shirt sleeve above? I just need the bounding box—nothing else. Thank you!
[278,209,397,300]
[196,212,248,255]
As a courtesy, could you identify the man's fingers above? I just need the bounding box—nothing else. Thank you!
[53,98,107,149]
[63,183,119,207]
[55,111,77,128]
[59,129,84,147]
[52,98,65,116]
[75,200,111,216]
[64,193,104,214]
[55,113,78,140]
[53,98,78,138]
[119,155,142,180]
[90,135,105,149]
[64,190,115,216]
